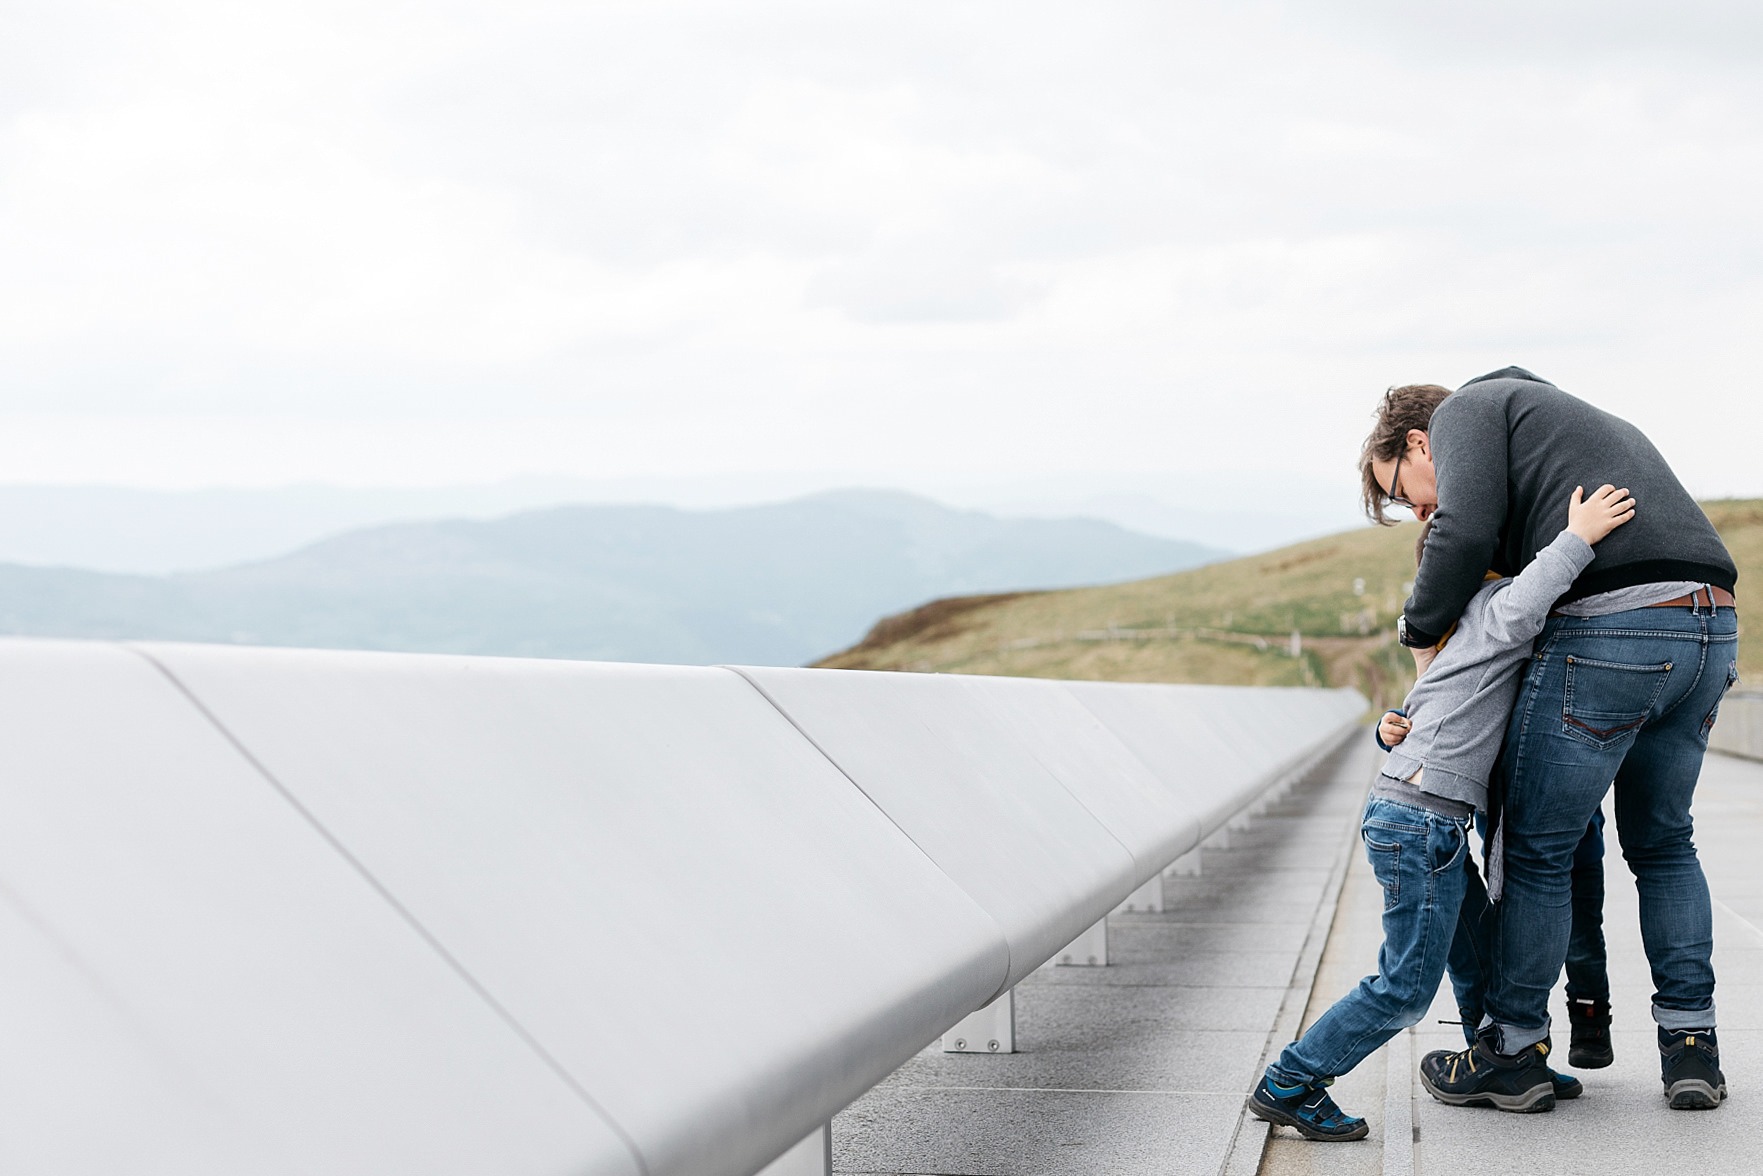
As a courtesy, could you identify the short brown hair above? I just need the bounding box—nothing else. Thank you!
[1359,384,1452,525]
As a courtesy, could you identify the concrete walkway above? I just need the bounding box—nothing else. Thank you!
[1268,746,1763,1176]
[1394,747,1763,1176]
[832,741,1763,1176]
[833,736,1374,1175]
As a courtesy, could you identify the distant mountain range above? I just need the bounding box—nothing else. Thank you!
[0,490,1225,666]
[0,472,1362,574]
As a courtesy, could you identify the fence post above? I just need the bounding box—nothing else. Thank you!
[942,990,1015,1053]
[1114,874,1164,913]
[757,1124,831,1176]
[1056,918,1108,966]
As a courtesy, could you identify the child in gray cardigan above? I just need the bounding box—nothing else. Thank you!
[1247,483,1634,1140]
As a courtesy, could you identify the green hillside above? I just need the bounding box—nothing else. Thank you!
[819,499,1762,711]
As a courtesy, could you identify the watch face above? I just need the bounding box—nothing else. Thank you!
[1397,615,1409,646]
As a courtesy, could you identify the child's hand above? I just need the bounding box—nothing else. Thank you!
[1567,484,1636,545]
[1379,710,1411,747]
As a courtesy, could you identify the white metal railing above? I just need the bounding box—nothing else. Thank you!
[0,638,1363,1176]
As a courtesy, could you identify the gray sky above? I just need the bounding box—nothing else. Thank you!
[3,0,1760,498]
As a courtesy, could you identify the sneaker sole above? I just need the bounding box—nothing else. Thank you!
[1665,1078,1727,1110]
[1569,1045,1614,1069]
[1246,1096,1370,1141]
[1420,1072,1556,1113]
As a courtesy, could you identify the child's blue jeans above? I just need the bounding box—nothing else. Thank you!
[1267,796,1471,1087]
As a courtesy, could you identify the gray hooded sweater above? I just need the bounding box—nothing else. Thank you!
[1382,529,1596,811]
[1401,367,1735,649]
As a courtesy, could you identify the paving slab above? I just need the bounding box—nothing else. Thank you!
[876,1028,1272,1097]
[836,1088,1245,1176]
[833,739,1378,1175]
[1257,786,1392,1176]
[1028,949,1299,989]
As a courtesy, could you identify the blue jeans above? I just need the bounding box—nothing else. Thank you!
[1269,796,1471,1086]
[1484,604,1740,1052]
[1442,814,1601,1045]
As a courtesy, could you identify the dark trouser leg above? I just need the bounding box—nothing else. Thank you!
[1563,809,1609,1004]
[1446,841,1491,1046]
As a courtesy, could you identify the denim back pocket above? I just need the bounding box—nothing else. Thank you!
[1363,829,1402,911]
[1701,661,1741,743]
[1562,654,1673,750]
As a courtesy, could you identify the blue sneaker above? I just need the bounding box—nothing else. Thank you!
[1247,1074,1369,1141]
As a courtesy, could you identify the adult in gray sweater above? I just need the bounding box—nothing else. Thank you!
[1246,489,1631,1141]
[1360,367,1740,1113]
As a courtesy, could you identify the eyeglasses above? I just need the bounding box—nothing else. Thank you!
[1384,450,1415,510]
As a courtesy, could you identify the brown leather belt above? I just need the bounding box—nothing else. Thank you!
[1551,585,1735,618]
[1644,586,1735,609]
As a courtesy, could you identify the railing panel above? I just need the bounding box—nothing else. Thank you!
[958,674,1203,872]
[0,639,636,1176]
[135,642,1006,1176]
[0,637,1365,1176]
[735,666,1143,991]
[1064,681,1365,836]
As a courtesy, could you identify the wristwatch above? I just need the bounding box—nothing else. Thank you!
[1396,614,1413,648]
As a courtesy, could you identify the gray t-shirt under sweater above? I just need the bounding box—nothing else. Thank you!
[1381,530,1596,812]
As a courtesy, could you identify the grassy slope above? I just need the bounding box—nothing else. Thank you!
[818,499,1762,710]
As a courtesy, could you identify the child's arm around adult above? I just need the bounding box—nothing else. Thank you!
[1475,483,1635,649]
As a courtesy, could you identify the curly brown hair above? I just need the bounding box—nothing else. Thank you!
[1359,384,1453,524]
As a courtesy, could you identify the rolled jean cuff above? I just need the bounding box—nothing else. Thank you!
[1264,1061,1325,1090]
[1481,1016,1550,1054]
[1653,1003,1717,1032]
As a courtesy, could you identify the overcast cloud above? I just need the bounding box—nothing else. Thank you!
[2,0,1759,499]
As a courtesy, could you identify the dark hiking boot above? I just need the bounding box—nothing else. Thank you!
[1247,1074,1369,1141]
[1419,1029,1556,1113]
[1660,1028,1726,1110]
[1568,998,1614,1069]
[1551,1068,1583,1100]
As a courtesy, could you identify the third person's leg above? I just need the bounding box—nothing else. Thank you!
[1565,809,1613,1067]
